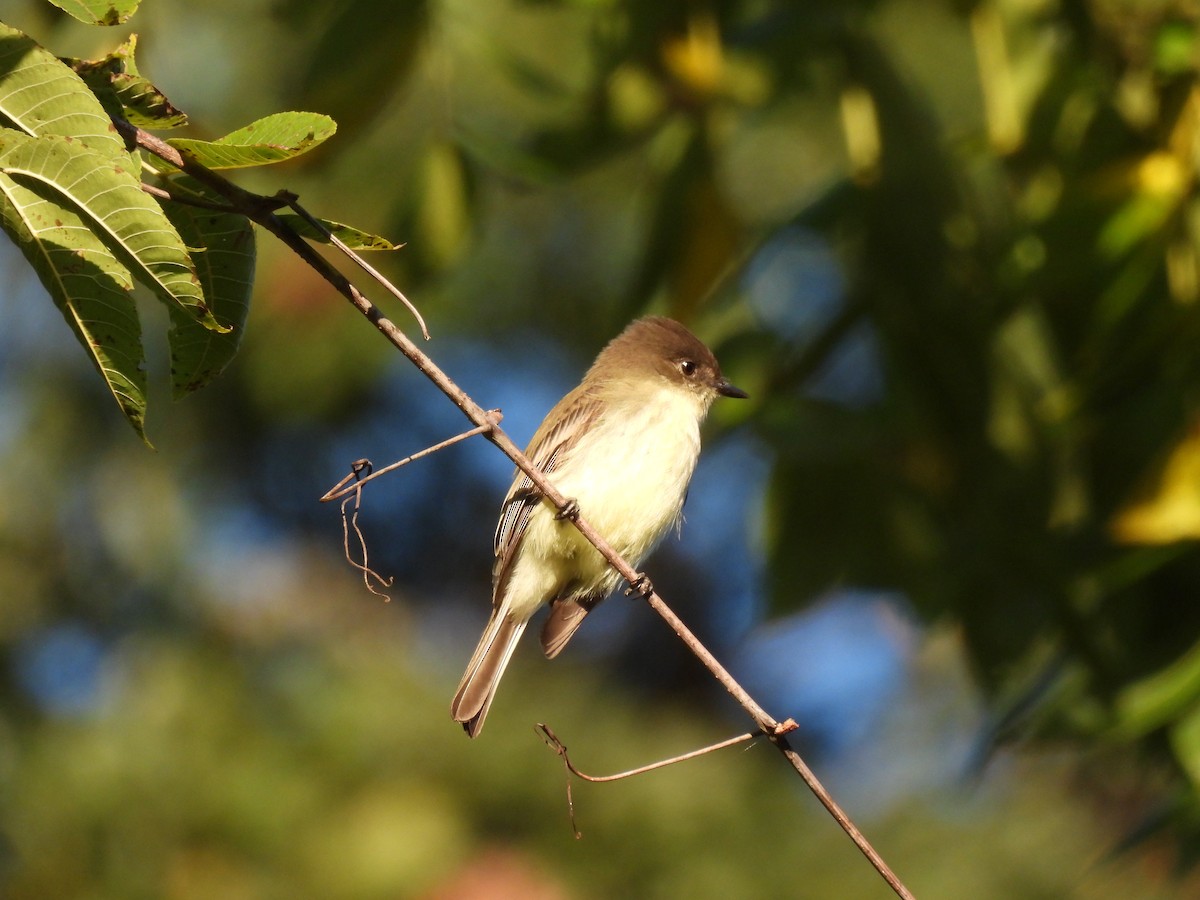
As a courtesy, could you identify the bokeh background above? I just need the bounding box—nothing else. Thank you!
[3,0,1200,897]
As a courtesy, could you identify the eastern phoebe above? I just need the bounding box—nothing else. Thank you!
[451,316,747,737]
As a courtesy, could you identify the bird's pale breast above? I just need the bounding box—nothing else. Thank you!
[502,384,706,619]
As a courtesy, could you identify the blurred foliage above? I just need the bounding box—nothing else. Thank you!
[3,0,1200,896]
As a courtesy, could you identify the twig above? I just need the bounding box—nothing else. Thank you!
[535,721,794,842]
[335,459,395,601]
[319,415,501,504]
[541,725,584,839]
[536,722,771,783]
[282,196,429,340]
[139,180,243,213]
[118,116,914,900]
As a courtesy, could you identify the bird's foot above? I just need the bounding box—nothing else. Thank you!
[624,573,654,599]
[555,498,580,521]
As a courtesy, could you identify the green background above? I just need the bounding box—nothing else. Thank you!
[2,0,1200,896]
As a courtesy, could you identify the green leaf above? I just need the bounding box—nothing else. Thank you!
[0,22,126,158]
[0,156,147,439]
[163,112,337,170]
[1114,638,1200,738]
[275,213,403,251]
[0,129,225,333]
[66,34,189,129]
[1155,20,1198,76]
[1171,701,1200,790]
[158,177,255,397]
[1097,191,1176,260]
[44,0,142,26]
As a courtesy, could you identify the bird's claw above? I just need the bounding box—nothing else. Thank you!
[555,498,580,521]
[624,573,653,599]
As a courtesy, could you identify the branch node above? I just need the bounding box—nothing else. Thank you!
[319,458,373,503]
[772,718,800,737]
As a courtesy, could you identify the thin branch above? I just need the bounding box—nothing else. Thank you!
[535,721,797,844]
[283,197,429,340]
[334,459,395,601]
[118,117,913,900]
[139,180,242,213]
[534,723,766,840]
[320,415,501,504]
[536,722,769,783]
[342,496,395,601]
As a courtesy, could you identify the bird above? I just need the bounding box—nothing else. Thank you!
[451,316,747,736]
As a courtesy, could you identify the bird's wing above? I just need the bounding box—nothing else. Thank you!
[491,385,603,607]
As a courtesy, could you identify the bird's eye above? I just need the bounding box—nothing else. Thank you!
[679,359,697,377]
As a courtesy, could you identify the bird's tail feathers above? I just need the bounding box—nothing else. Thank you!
[451,611,528,738]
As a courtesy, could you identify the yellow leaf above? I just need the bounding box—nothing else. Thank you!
[661,12,724,100]
[1113,423,1200,543]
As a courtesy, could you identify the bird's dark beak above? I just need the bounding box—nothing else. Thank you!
[717,379,748,399]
